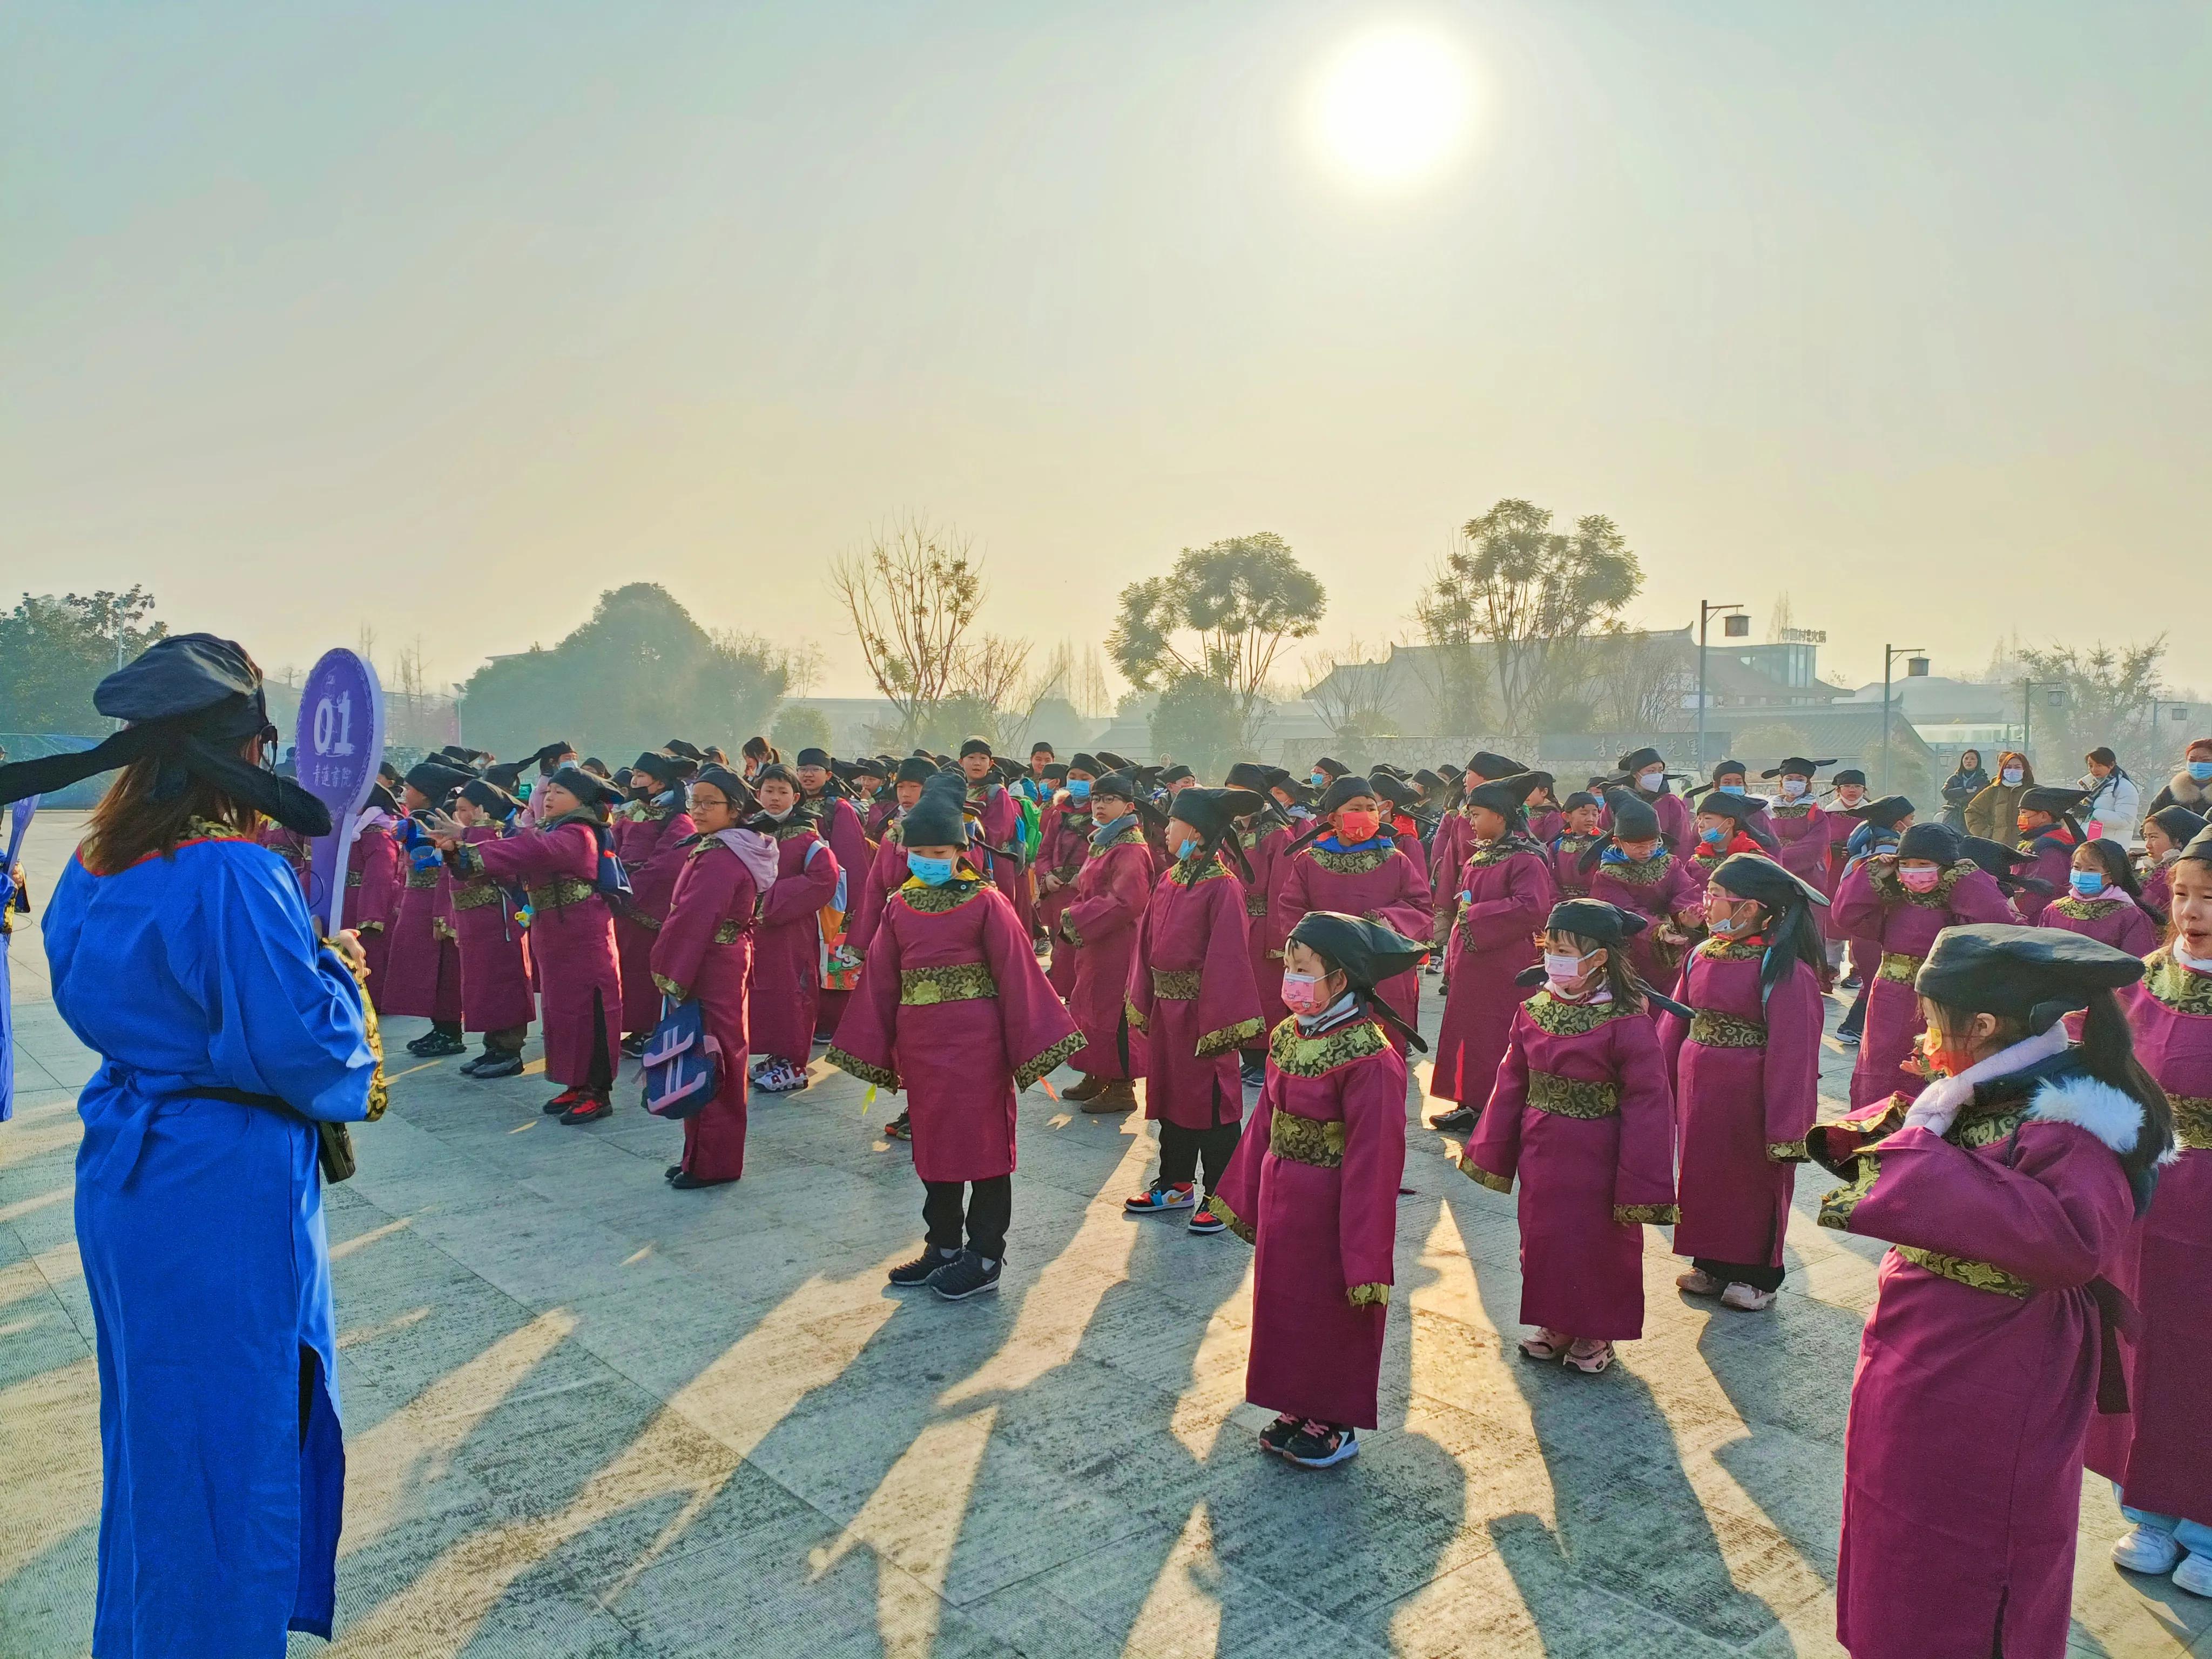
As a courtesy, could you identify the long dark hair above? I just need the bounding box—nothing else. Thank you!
[1549,927,1651,1014]
[82,741,261,875]
[1925,992,2174,1184]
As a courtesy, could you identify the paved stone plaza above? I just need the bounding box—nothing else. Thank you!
[2,812,2204,1657]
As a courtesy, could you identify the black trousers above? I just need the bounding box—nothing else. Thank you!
[1694,1256,1785,1293]
[431,1019,462,1039]
[923,1176,1011,1259]
[1158,1120,1242,1197]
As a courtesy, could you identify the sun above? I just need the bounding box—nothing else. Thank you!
[1312,27,1473,187]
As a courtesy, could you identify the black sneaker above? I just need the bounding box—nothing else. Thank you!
[1281,1421,1359,1469]
[1238,1055,1267,1089]
[1838,973,1862,990]
[887,1246,958,1289]
[884,1111,912,1141]
[665,1164,684,1181]
[469,1050,524,1080]
[620,1033,648,1058]
[559,1096,612,1125]
[1427,1105,1477,1135]
[544,1088,583,1115]
[1257,1413,1301,1456]
[407,1030,465,1057]
[928,1250,1002,1301]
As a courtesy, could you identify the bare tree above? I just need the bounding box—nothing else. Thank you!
[828,517,987,744]
[1588,625,1692,730]
[1302,636,1399,738]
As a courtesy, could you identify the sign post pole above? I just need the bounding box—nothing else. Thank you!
[297,650,386,939]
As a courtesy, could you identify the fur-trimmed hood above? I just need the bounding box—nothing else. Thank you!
[2162,770,2209,810]
[2026,1072,2163,1160]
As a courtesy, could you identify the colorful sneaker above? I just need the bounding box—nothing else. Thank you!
[1124,1181,1197,1216]
[544,1087,586,1115]
[1282,1422,1359,1468]
[407,1029,466,1057]
[888,1246,957,1288]
[1187,1201,1227,1235]
[928,1250,1002,1301]
[1257,1413,1300,1455]
[754,1058,810,1094]
[559,1095,612,1125]
[884,1111,912,1141]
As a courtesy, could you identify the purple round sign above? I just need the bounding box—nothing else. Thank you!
[298,649,386,936]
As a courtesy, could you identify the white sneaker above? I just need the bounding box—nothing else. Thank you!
[2112,1525,2182,1575]
[2172,1550,2212,1598]
[1719,1283,1776,1312]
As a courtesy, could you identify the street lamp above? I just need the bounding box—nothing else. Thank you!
[1880,645,1928,793]
[2021,678,2068,757]
[1695,602,1747,774]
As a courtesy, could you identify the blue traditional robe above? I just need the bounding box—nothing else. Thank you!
[44,824,383,1657]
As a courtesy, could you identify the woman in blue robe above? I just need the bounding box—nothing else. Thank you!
[0,635,382,1658]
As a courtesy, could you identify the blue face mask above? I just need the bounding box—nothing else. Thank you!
[907,854,956,887]
[1717,784,1745,795]
[2069,869,2106,897]
[1701,825,1727,844]
[2191,761,2212,783]
[1310,772,1328,787]
[1066,778,1092,800]
[1600,846,1630,864]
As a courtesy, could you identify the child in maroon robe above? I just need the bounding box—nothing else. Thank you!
[650,765,771,1190]
[2038,838,2159,957]
[827,774,1081,1301]
[1210,912,1424,1470]
[1831,822,2018,1107]
[1658,854,1827,1311]
[1820,768,1870,976]
[2136,805,2207,940]
[436,764,623,1123]
[957,738,1028,923]
[1759,756,1833,892]
[1034,754,1099,997]
[1057,770,1156,1114]
[1611,745,1694,853]
[343,787,403,1002]
[1425,774,1557,1134]
[613,752,698,1051]
[1123,788,1267,1231]
[1459,899,1679,1376]
[2012,784,2090,925]
[795,746,869,1038]
[746,765,841,1094]
[1809,925,2173,1658]
[1273,775,1434,1058]
[2094,833,2212,1597]
[449,780,534,1077]
[1547,792,1603,899]
[1579,790,1704,1013]
[383,759,474,1054]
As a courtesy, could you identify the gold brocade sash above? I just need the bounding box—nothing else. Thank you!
[2169,1095,2212,1151]
[1877,950,1924,985]
[899,962,997,1004]
[1527,1069,1620,1120]
[526,875,598,911]
[712,919,748,945]
[1151,969,1203,1000]
[1688,1010,1766,1048]
[450,881,503,912]
[1894,1245,2034,1299]
[1270,1111,1346,1168]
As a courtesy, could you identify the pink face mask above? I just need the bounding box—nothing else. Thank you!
[1280,970,1327,1015]
[1898,864,1942,893]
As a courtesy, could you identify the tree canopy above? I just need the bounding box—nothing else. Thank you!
[458,584,788,761]
[1109,532,1325,755]
[0,587,166,734]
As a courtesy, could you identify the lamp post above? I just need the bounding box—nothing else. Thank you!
[1881,645,1928,793]
[1695,602,1746,775]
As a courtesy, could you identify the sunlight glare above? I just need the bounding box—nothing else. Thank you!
[1313,26,1473,186]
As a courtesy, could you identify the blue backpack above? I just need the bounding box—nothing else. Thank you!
[639,997,721,1119]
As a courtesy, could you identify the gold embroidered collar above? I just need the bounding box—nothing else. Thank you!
[2142,950,2212,1017]
[898,879,987,914]
[1523,989,1638,1036]
[1269,1015,1388,1076]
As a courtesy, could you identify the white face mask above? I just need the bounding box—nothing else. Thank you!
[1543,950,1591,986]
[2001,766,2024,786]
[1779,778,1807,799]
[1638,769,1664,791]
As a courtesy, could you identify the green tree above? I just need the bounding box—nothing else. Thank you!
[1416,500,1641,738]
[771,703,834,757]
[830,517,987,744]
[458,584,788,760]
[1147,673,1238,783]
[0,587,166,733]
[1109,532,1325,751]
[2013,639,2169,776]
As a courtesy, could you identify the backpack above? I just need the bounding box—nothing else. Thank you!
[592,821,633,901]
[639,996,722,1119]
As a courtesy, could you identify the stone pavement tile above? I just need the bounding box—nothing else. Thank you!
[996,1510,1393,1659]
[1368,1539,1744,1659]
[0,1514,96,1659]
[446,1371,679,1509]
[1681,1299,1869,1449]
[549,1456,820,1600]
[957,1576,1153,1659]
[324,1550,645,1659]
[2068,1482,2210,1656]
[0,1289,92,1390]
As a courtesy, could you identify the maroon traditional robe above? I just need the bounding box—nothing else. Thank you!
[2139,859,2174,928]
[1272,837,1433,1054]
[1819,807,1859,940]
[966,780,1027,919]
[1426,810,1471,942]
[455,814,620,1089]
[1547,831,1601,899]
[2013,828,2078,925]
[847,820,911,960]
[1768,799,1830,889]
[2088,953,2212,1529]
[1461,992,1677,1338]
[1604,786,1695,854]
[1060,820,1154,1080]
[614,802,697,1035]
[342,822,402,1003]
[380,859,459,1020]
[2035,892,2158,957]
[1236,822,1289,1034]
[750,821,839,1067]
[1831,858,2019,1106]
[826,879,1081,1182]
[451,826,534,1034]
[1527,806,1564,846]
[1034,798,1090,997]
[1812,1069,2141,1659]
[1125,859,1263,1132]
[862,795,896,841]
[1586,852,1703,998]
[1210,1011,1407,1427]
[1427,840,1552,1103]
[650,837,757,1182]
[1658,940,1822,1268]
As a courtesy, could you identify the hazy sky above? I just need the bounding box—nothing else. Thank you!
[5,2,2207,706]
